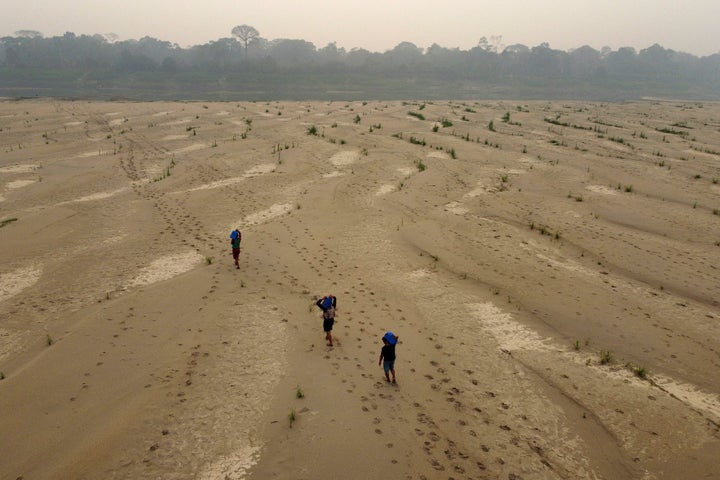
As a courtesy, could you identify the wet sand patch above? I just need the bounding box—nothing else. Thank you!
[0,265,42,303]
[0,165,40,174]
[57,188,128,205]
[126,251,203,288]
[236,203,293,228]
[444,201,468,215]
[375,184,395,196]
[586,185,619,195]
[330,151,359,167]
[5,179,36,190]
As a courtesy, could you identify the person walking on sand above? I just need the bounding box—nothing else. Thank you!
[316,294,337,346]
[379,331,398,384]
[230,228,242,269]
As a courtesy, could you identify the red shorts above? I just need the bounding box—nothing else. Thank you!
[232,248,240,260]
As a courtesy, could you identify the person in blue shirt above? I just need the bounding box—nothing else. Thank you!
[230,228,241,269]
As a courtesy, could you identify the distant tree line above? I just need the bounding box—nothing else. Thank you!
[0,28,718,100]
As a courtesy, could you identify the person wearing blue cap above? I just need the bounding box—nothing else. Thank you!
[379,331,398,383]
[230,228,242,269]
[315,294,337,346]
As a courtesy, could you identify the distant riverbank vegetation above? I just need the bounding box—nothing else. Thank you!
[1,27,718,101]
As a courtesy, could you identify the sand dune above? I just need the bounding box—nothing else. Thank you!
[1,98,719,480]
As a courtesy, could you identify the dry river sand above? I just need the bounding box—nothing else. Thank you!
[1,98,719,479]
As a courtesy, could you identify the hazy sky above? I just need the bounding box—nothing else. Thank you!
[1,0,718,56]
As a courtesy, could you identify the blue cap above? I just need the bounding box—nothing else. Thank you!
[383,331,398,345]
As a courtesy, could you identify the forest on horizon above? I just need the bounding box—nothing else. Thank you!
[1,28,719,101]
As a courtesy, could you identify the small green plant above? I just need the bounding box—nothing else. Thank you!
[46,334,53,346]
[488,120,495,132]
[408,111,425,121]
[502,112,510,123]
[634,365,647,379]
[432,124,439,132]
[599,350,613,365]
[449,148,456,159]
[574,340,580,350]
[441,118,453,128]
[296,387,304,399]
[415,159,426,172]
[289,409,296,427]
[205,256,213,265]
[353,115,361,124]
[307,125,318,136]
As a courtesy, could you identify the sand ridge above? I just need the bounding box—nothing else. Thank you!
[1,98,719,480]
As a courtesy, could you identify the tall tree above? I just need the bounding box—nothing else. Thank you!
[14,30,43,38]
[231,25,259,59]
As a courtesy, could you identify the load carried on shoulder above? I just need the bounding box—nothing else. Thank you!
[316,294,337,319]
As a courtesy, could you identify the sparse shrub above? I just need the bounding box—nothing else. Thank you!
[289,409,296,427]
[296,387,304,399]
[353,115,361,124]
[205,256,214,265]
[441,118,453,128]
[46,334,53,346]
[634,365,647,379]
[599,350,613,365]
[415,159,426,172]
[307,125,318,136]
[432,124,439,132]
[449,148,456,159]
[488,120,495,132]
[408,111,425,121]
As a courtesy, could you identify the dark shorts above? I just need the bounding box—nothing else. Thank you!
[232,248,240,260]
[323,318,334,332]
[383,360,395,373]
